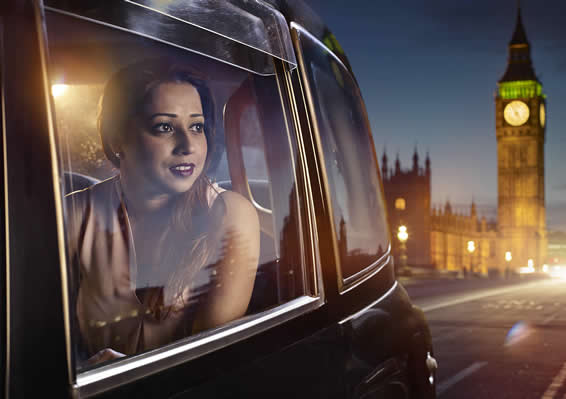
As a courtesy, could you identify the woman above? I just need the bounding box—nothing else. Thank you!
[65,59,260,364]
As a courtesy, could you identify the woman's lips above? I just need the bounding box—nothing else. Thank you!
[169,163,195,177]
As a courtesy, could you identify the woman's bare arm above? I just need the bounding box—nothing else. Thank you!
[192,190,260,332]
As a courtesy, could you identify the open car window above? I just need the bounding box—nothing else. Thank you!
[46,8,308,379]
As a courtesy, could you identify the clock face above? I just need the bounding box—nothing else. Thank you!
[540,103,546,128]
[503,100,530,126]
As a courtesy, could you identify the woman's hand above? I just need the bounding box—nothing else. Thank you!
[87,348,126,366]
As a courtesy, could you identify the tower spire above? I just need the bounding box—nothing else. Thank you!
[412,146,419,173]
[510,1,528,46]
[381,148,388,179]
[471,198,477,218]
[499,2,538,83]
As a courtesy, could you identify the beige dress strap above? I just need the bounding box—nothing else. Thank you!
[206,182,226,208]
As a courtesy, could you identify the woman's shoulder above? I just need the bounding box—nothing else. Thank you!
[218,189,253,212]
[66,175,118,200]
[65,176,121,217]
[209,186,258,228]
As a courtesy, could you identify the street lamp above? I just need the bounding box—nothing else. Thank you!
[505,251,512,278]
[397,225,409,275]
[467,240,476,276]
[527,258,535,273]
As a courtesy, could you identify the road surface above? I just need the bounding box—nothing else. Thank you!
[404,276,566,398]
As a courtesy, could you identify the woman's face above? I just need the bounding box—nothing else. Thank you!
[119,82,208,198]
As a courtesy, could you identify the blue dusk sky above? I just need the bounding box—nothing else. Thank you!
[307,0,566,215]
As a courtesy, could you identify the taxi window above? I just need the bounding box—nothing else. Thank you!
[46,10,306,372]
[295,26,390,284]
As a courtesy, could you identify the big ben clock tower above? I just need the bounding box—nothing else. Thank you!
[496,5,546,270]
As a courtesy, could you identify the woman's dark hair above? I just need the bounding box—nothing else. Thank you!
[98,59,219,314]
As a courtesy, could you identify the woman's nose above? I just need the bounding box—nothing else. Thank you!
[173,130,194,155]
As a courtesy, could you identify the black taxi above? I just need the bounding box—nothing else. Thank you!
[0,0,435,397]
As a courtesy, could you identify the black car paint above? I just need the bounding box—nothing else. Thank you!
[0,0,434,397]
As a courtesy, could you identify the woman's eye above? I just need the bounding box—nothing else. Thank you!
[152,122,173,134]
[189,123,204,133]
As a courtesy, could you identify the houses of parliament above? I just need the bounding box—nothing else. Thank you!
[382,6,547,275]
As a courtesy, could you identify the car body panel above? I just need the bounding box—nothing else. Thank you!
[0,1,434,398]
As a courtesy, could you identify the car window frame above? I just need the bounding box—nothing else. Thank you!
[0,17,7,399]
[290,22,392,295]
[1,1,72,397]
[44,0,296,77]
[39,5,326,398]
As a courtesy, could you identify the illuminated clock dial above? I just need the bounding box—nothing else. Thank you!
[504,100,530,126]
[540,103,546,128]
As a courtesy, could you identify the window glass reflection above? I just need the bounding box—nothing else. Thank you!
[47,11,304,370]
[299,32,390,280]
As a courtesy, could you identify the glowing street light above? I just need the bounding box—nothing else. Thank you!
[397,225,409,275]
[467,240,476,253]
[397,225,408,242]
[467,240,476,275]
[505,251,512,278]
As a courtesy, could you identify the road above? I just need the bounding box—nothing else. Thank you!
[404,276,566,399]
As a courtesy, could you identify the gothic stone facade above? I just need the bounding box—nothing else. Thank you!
[382,151,498,274]
[381,6,547,274]
[381,151,431,268]
[431,203,498,275]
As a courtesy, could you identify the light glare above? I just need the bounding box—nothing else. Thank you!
[51,84,68,98]
[519,266,534,274]
[467,241,476,253]
[397,225,408,242]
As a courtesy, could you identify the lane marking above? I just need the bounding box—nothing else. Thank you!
[420,280,556,313]
[437,361,488,396]
[541,361,566,399]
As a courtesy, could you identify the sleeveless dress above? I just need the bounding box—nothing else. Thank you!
[65,175,225,358]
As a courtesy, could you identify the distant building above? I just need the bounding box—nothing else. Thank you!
[381,151,498,274]
[381,149,431,268]
[381,148,432,267]
[495,5,547,270]
[382,5,547,274]
[431,202,498,275]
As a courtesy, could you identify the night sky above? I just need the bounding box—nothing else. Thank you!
[307,0,566,221]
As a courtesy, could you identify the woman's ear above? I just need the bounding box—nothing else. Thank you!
[109,140,125,161]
